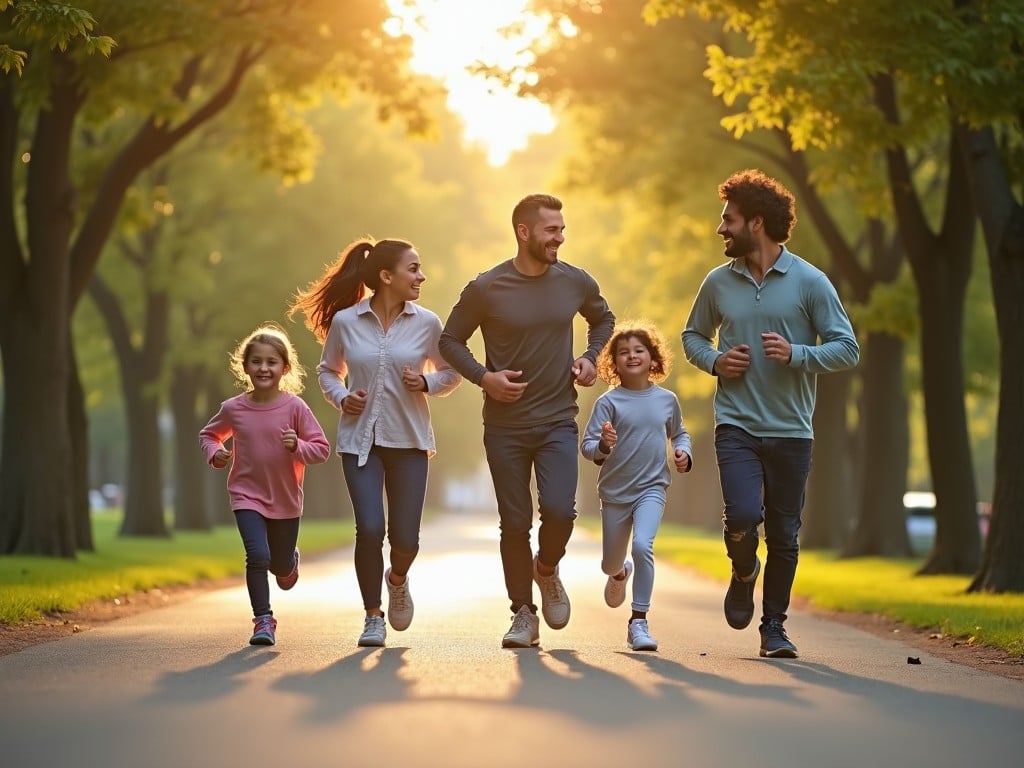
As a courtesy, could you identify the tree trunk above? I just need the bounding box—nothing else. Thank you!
[804,369,855,549]
[0,62,80,556]
[843,332,910,556]
[170,364,212,531]
[68,347,95,551]
[879,98,980,573]
[957,124,1024,593]
[88,275,169,537]
[0,314,77,556]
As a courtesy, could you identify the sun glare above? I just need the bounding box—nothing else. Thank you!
[386,0,558,166]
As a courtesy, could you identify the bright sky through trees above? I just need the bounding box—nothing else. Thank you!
[385,0,558,165]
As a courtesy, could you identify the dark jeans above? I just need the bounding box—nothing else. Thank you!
[342,447,428,611]
[483,419,578,613]
[234,509,301,618]
[715,424,813,625]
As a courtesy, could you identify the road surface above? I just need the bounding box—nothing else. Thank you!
[1,509,1021,767]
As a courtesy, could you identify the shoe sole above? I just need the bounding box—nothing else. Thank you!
[358,638,386,647]
[502,638,540,648]
[760,647,799,658]
[630,642,658,651]
[249,635,275,646]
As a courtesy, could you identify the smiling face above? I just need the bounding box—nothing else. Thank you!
[717,200,756,259]
[382,248,426,302]
[522,206,565,268]
[244,341,289,399]
[613,335,654,389]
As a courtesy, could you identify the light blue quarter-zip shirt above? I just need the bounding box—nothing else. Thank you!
[682,246,859,439]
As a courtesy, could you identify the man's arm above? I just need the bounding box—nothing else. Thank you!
[438,280,489,386]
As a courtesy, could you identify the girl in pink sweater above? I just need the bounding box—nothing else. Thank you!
[200,323,331,646]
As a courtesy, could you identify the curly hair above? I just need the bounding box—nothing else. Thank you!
[719,169,797,243]
[229,322,307,395]
[596,322,672,386]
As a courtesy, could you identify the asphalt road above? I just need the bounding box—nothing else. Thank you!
[1,508,1021,768]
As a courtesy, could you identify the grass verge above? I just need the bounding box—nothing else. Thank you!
[0,511,353,625]
[652,521,1024,657]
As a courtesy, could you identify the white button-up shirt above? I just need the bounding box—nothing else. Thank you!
[317,299,461,466]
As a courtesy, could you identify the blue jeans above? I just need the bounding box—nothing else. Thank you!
[234,510,301,618]
[715,424,813,624]
[483,419,579,614]
[342,447,428,611]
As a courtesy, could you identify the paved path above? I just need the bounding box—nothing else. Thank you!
[1,509,1021,768]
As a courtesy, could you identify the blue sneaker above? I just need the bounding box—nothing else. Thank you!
[724,556,760,629]
[759,619,799,658]
[249,614,277,646]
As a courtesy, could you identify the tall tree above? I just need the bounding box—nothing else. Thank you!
[642,0,1009,575]
[0,0,429,555]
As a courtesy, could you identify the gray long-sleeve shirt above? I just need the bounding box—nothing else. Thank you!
[440,259,615,428]
[580,385,692,504]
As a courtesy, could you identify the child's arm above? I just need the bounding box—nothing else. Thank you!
[580,398,615,465]
[199,403,233,469]
[289,400,332,465]
[668,395,693,473]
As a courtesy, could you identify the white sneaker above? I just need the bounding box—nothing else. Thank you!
[385,567,414,631]
[532,555,571,629]
[627,618,658,651]
[501,605,540,648]
[358,615,387,647]
[604,561,633,608]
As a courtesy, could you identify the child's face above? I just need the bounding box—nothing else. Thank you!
[613,336,652,385]
[244,342,288,394]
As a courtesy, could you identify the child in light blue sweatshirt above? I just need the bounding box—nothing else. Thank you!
[581,322,692,651]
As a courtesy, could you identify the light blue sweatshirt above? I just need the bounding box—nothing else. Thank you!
[580,384,692,504]
[682,246,859,438]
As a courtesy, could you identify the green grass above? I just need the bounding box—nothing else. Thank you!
[651,521,1024,657]
[0,511,353,625]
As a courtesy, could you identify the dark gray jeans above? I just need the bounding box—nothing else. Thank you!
[342,447,428,612]
[483,419,579,614]
[715,424,813,625]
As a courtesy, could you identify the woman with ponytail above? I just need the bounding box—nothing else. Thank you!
[290,237,461,647]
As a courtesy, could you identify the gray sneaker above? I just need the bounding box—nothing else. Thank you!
[501,605,540,648]
[627,618,658,651]
[533,555,570,629]
[604,561,633,608]
[385,567,414,631]
[358,615,387,647]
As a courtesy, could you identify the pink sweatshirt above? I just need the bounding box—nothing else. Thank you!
[199,392,331,519]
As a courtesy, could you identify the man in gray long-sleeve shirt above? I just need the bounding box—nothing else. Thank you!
[440,193,615,648]
[682,169,859,660]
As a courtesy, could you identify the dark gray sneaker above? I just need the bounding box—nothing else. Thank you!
[724,556,761,629]
[759,619,799,658]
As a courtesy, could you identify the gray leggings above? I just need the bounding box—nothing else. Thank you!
[600,487,666,613]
